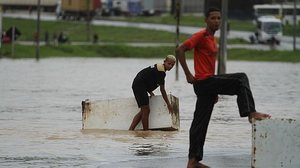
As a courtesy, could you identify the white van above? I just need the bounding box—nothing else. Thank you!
[253,16,282,45]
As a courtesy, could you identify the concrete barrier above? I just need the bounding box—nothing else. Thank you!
[252,119,300,168]
[81,94,180,131]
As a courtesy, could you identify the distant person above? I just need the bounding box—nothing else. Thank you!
[93,33,98,44]
[175,7,271,168]
[269,35,277,50]
[32,32,38,42]
[129,55,176,131]
[52,32,58,46]
[28,6,33,15]
[1,31,11,44]
[45,31,49,46]
[58,32,69,44]
[227,22,230,35]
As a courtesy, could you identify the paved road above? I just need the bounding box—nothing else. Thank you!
[3,12,300,51]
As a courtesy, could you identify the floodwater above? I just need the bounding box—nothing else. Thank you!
[0,58,299,168]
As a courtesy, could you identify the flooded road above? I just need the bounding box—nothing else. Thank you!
[0,58,299,167]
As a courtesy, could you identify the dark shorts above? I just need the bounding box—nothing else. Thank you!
[132,84,149,108]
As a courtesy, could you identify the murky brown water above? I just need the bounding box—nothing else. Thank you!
[0,58,299,167]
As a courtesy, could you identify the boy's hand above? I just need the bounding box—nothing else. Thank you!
[167,104,174,114]
[186,74,195,84]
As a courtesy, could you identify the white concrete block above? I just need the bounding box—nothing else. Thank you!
[252,119,300,168]
[81,94,180,131]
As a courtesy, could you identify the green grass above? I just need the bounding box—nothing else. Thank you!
[1,17,299,62]
[0,44,177,59]
[228,49,300,62]
[3,18,190,42]
[3,17,298,44]
[2,17,250,45]
[100,14,299,36]
[1,44,299,63]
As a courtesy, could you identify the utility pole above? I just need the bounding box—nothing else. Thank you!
[86,0,91,42]
[175,0,180,81]
[218,0,228,75]
[0,6,2,49]
[36,0,41,61]
[292,0,297,51]
[11,26,15,58]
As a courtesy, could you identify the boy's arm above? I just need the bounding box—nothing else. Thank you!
[148,91,155,97]
[175,44,195,84]
[160,85,173,114]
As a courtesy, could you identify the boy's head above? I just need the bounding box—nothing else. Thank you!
[164,55,176,71]
[205,7,220,18]
[205,7,221,32]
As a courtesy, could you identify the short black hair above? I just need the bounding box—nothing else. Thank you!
[205,7,220,18]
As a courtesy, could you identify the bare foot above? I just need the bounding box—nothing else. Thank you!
[248,112,271,123]
[187,159,210,168]
[187,158,197,168]
[196,162,210,168]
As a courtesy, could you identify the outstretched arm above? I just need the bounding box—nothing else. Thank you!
[160,85,173,114]
[175,44,195,84]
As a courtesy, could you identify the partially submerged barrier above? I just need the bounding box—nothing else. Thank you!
[81,94,180,131]
[252,119,300,168]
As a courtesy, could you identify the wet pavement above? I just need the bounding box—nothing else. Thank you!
[1,58,299,168]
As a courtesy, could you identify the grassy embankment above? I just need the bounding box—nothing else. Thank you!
[0,16,299,62]
[100,14,300,36]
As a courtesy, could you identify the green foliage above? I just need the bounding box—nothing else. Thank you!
[282,24,300,36]
[3,18,190,43]
[1,44,299,62]
[1,17,299,62]
[228,49,300,62]
[100,14,299,36]
[0,44,176,59]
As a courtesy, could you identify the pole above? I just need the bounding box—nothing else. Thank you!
[292,0,297,51]
[0,6,2,49]
[11,26,15,58]
[86,0,91,42]
[217,0,228,75]
[175,0,180,81]
[36,0,41,61]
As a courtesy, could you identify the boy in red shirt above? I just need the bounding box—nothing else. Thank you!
[176,7,271,168]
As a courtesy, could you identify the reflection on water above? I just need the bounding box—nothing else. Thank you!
[0,58,299,167]
[129,143,168,156]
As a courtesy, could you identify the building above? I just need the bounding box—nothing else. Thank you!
[0,0,59,12]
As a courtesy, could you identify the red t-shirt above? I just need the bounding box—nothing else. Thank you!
[183,29,218,80]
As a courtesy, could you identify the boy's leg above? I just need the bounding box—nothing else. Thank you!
[189,82,216,163]
[206,73,256,117]
[129,110,142,130]
[188,95,215,167]
[129,105,151,130]
[141,105,150,130]
[131,84,149,130]
[206,73,271,121]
